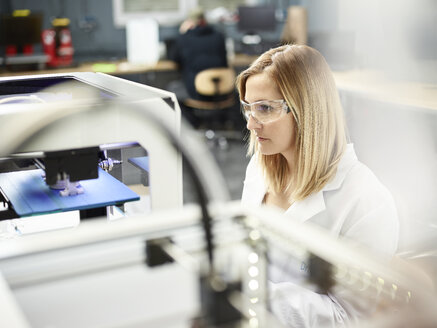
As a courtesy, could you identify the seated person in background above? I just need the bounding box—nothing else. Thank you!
[168,7,228,102]
[237,44,399,327]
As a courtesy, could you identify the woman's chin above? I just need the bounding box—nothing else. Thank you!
[259,146,276,156]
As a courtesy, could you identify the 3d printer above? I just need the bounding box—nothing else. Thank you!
[0,72,183,225]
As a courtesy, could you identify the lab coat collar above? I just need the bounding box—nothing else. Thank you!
[285,190,326,223]
[285,144,357,222]
[323,144,357,191]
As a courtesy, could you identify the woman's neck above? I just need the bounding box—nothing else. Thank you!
[264,189,294,211]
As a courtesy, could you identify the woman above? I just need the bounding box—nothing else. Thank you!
[237,45,399,327]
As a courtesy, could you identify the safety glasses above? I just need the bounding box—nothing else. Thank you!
[240,99,291,124]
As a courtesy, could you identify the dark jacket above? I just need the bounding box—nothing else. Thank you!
[169,25,228,100]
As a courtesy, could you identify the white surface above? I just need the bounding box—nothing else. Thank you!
[127,19,160,66]
[14,264,199,328]
[0,273,30,328]
[0,212,80,240]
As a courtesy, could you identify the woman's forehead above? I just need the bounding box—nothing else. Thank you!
[245,73,281,102]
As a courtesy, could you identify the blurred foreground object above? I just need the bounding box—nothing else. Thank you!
[0,202,436,327]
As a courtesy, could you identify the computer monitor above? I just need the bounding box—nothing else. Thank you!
[0,13,43,46]
[237,5,276,35]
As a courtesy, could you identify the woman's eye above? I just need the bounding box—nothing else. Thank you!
[257,104,273,112]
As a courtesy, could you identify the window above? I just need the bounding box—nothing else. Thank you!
[198,0,246,11]
[113,0,249,27]
[113,0,188,27]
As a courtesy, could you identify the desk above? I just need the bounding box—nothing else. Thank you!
[0,59,179,77]
[0,54,259,78]
[0,55,258,92]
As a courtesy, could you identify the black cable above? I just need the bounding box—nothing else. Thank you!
[174,138,214,268]
[11,99,219,274]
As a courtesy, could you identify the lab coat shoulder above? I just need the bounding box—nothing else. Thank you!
[332,160,399,255]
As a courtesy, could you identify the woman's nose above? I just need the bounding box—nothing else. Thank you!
[246,114,261,130]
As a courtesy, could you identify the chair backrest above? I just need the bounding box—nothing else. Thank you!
[194,67,236,96]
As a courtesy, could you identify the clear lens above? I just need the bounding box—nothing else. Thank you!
[241,100,288,124]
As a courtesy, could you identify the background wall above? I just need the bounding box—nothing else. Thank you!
[1,0,342,63]
[1,0,127,61]
[1,0,435,82]
[336,0,437,83]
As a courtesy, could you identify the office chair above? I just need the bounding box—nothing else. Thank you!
[183,67,241,148]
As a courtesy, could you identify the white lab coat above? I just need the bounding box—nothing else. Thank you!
[241,144,399,327]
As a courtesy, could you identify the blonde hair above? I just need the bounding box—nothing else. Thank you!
[236,44,348,201]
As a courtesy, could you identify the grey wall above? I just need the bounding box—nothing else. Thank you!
[2,0,127,60]
[1,0,297,61]
[2,0,435,82]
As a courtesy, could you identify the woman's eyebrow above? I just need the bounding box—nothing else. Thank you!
[244,99,270,104]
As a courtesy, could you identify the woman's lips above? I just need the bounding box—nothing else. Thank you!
[257,136,268,142]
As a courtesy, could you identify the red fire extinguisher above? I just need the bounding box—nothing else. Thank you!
[42,17,74,68]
